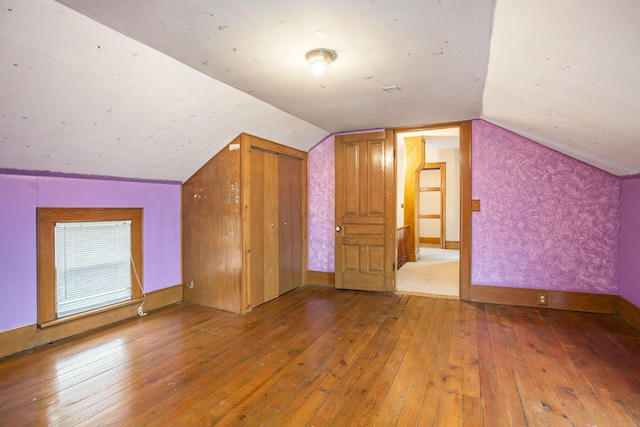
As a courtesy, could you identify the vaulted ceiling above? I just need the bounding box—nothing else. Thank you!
[1,0,638,181]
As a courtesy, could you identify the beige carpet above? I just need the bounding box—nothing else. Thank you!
[396,246,459,298]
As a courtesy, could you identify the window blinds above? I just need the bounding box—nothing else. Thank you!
[55,220,132,318]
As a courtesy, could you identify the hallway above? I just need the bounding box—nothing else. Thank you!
[396,244,459,298]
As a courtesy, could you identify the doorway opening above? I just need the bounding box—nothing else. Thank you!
[395,127,461,299]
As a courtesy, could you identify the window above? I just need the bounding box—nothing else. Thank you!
[55,220,132,317]
[37,208,143,328]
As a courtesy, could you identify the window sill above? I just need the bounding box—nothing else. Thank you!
[38,298,144,329]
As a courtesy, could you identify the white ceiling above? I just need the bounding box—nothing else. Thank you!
[1,0,638,181]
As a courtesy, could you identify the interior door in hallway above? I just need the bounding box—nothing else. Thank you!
[335,130,395,292]
[419,163,446,249]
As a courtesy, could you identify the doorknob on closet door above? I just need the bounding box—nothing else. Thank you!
[270,223,275,228]
[335,226,342,232]
[283,222,288,226]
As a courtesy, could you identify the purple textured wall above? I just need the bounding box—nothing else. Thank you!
[307,130,384,273]
[620,176,640,306]
[308,122,622,296]
[472,120,620,293]
[308,135,336,272]
[0,172,182,332]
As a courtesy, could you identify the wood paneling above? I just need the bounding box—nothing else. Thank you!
[183,133,306,314]
[182,136,243,313]
[0,284,182,359]
[2,287,639,425]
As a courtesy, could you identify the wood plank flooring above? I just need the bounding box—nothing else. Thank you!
[1,286,640,426]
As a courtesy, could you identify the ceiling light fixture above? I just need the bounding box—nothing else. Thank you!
[306,48,336,76]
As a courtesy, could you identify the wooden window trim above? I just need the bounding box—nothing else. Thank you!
[37,208,143,328]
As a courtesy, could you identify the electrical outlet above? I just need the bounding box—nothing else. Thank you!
[538,293,547,306]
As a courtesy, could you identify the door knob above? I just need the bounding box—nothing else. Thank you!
[270,224,275,228]
[335,226,342,232]
[283,222,288,226]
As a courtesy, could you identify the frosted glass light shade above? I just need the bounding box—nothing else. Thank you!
[306,49,336,76]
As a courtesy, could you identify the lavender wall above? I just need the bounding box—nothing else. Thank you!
[620,176,640,306]
[472,120,620,293]
[0,172,182,332]
[307,130,384,273]
[308,135,336,272]
[307,121,622,296]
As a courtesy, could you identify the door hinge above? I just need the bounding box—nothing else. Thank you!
[392,262,396,271]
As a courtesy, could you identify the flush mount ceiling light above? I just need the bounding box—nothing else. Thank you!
[306,48,336,76]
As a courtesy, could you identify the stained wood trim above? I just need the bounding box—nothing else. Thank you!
[459,121,472,300]
[306,270,335,288]
[242,132,306,159]
[38,298,144,329]
[241,134,252,314]
[445,241,460,249]
[395,289,459,300]
[37,207,143,326]
[468,284,619,314]
[620,297,640,331]
[394,120,470,133]
[0,284,183,359]
[420,237,440,244]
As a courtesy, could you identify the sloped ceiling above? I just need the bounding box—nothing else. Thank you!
[484,0,640,176]
[1,0,639,181]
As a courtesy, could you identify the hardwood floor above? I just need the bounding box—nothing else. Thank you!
[1,286,640,426]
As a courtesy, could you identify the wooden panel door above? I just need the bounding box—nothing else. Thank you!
[419,163,446,248]
[249,148,280,307]
[278,155,303,295]
[335,130,395,292]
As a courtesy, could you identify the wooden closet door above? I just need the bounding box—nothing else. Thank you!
[278,155,303,295]
[249,148,280,307]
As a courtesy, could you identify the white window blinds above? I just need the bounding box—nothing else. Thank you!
[55,220,132,318]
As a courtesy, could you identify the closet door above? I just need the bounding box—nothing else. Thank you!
[278,155,303,295]
[249,148,280,307]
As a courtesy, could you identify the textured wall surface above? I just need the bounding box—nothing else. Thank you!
[0,173,181,332]
[472,120,621,293]
[620,176,640,306]
[307,130,384,273]
[308,135,335,272]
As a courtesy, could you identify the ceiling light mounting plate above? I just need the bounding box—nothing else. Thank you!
[306,48,337,76]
